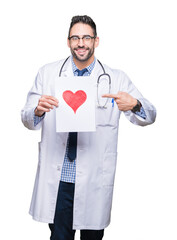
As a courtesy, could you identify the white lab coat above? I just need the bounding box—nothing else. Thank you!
[21,56,156,230]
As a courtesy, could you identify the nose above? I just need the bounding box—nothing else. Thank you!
[78,38,84,47]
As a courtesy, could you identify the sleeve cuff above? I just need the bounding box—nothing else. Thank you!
[34,111,45,127]
[134,106,147,119]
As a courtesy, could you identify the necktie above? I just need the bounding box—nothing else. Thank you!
[67,68,88,161]
[76,68,88,76]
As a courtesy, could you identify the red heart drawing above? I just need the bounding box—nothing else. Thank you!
[63,90,87,113]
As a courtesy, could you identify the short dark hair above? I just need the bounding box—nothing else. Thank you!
[68,15,97,38]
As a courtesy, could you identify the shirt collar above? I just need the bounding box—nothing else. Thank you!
[71,56,96,75]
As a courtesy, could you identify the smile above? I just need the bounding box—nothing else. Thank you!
[75,48,89,55]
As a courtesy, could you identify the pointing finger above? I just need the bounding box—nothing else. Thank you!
[102,94,119,99]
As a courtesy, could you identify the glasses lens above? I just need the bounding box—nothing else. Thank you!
[71,36,79,42]
[83,36,92,41]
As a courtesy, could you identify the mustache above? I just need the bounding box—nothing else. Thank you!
[74,46,89,50]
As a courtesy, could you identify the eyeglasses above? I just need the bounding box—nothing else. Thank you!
[68,35,96,43]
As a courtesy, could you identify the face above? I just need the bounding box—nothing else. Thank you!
[67,23,99,63]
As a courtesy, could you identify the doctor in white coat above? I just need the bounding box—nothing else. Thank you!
[21,15,156,240]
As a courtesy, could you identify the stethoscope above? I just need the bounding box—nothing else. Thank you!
[59,56,111,108]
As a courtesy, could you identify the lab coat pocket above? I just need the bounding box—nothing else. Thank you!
[103,152,117,186]
[38,142,42,166]
[95,103,119,127]
[30,142,42,212]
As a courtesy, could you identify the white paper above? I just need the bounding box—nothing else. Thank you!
[55,76,96,132]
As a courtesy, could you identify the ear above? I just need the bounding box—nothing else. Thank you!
[94,37,99,48]
[67,38,70,48]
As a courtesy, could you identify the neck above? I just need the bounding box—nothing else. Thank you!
[73,55,95,70]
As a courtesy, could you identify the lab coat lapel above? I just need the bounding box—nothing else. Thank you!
[91,59,103,77]
[61,56,74,77]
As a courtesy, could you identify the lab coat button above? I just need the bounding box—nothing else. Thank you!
[57,166,60,171]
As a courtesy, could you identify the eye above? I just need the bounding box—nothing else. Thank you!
[71,36,79,41]
[83,36,91,40]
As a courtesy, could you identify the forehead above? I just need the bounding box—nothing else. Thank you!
[70,23,94,36]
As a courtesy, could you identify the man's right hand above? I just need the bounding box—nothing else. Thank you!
[34,95,59,117]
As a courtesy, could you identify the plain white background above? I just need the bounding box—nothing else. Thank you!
[0,0,177,239]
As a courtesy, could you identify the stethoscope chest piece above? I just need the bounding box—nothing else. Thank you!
[97,73,111,109]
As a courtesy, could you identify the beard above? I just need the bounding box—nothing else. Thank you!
[70,46,95,62]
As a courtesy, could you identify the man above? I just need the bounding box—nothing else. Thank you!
[21,15,156,240]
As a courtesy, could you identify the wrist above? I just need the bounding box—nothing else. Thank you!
[132,98,137,108]
[34,107,45,117]
[131,99,142,113]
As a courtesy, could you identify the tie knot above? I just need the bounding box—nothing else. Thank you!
[76,68,88,76]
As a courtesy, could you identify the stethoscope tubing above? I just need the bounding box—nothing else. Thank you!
[59,56,70,77]
[59,57,111,108]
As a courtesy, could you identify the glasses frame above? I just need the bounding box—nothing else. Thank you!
[68,35,96,43]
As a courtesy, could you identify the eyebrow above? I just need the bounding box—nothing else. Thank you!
[69,35,93,38]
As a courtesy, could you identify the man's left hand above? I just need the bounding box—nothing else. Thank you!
[102,92,137,111]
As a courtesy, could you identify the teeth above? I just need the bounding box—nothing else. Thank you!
[77,50,86,55]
